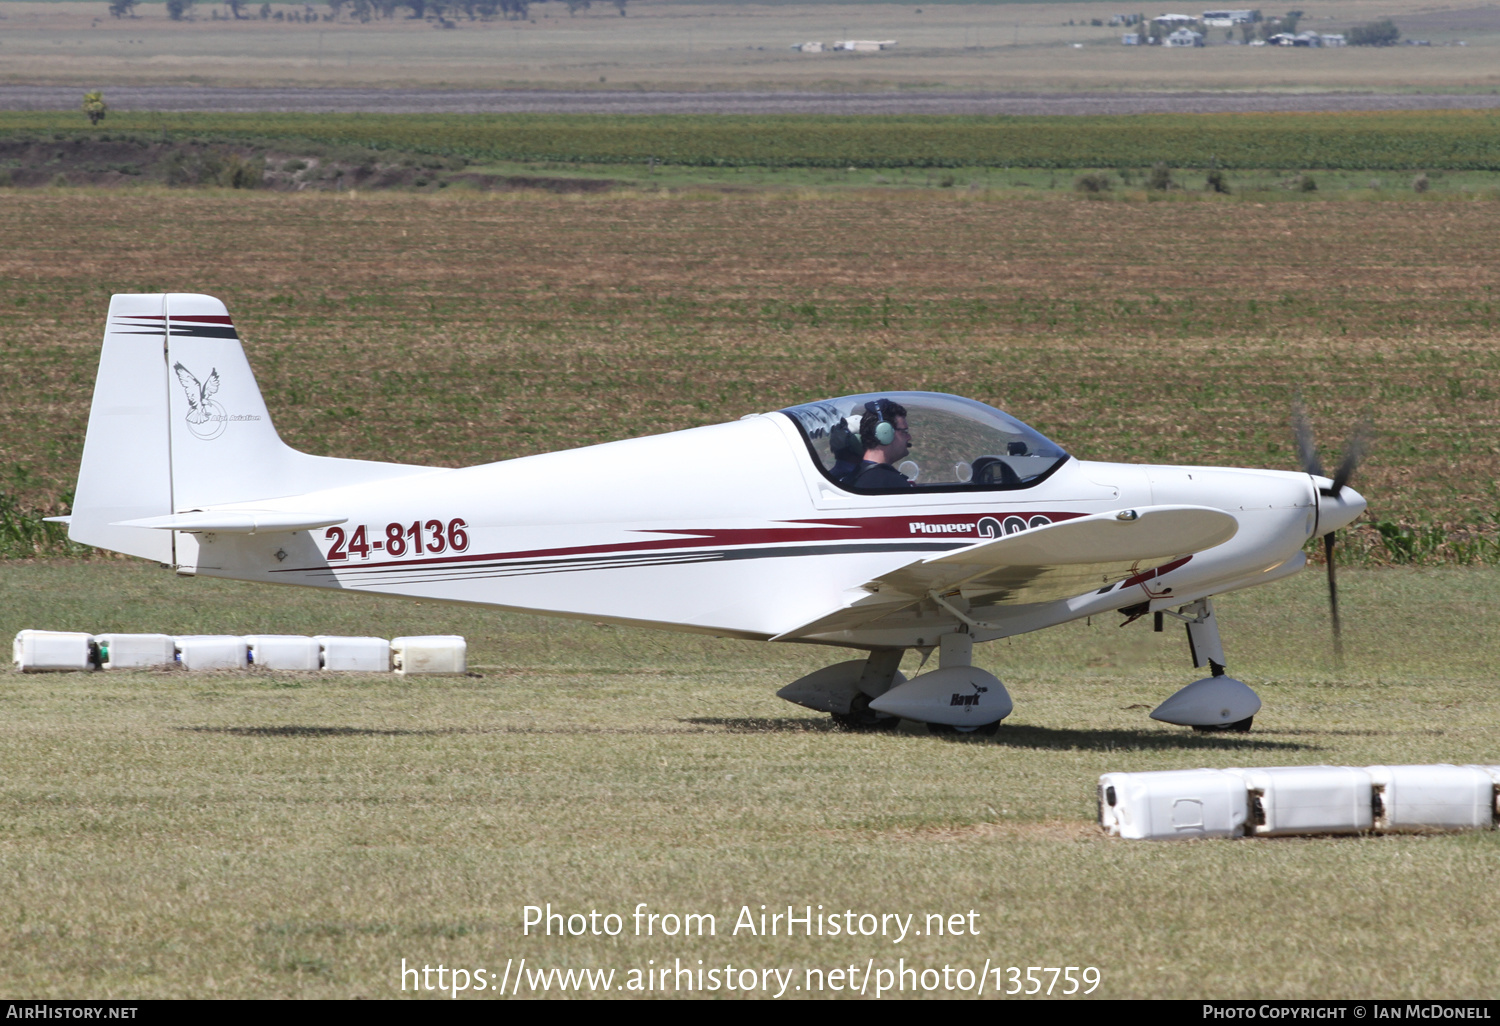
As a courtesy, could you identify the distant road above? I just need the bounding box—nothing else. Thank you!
[4,86,1500,115]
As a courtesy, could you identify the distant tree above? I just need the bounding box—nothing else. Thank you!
[565,0,590,14]
[226,0,247,17]
[327,0,345,18]
[108,0,138,17]
[1281,12,1300,33]
[403,0,426,17]
[81,90,107,126]
[1238,21,1254,42]
[351,0,372,20]
[1073,172,1112,194]
[613,0,625,14]
[259,2,271,15]
[1348,18,1400,45]
[165,0,195,19]
[1147,162,1174,191]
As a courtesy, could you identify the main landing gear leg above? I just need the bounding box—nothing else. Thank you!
[925,632,1001,737]
[831,648,905,731]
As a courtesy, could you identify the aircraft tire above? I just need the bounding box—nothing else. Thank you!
[831,693,901,731]
[927,720,1001,738]
[1190,715,1254,733]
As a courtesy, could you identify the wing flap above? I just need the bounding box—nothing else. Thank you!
[774,505,1236,640]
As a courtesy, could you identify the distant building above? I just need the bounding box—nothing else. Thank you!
[1164,28,1205,45]
[1320,33,1346,46]
[1121,32,1142,44]
[834,39,898,51]
[791,41,824,52]
[1201,8,1259,26]
[1153,13,1198,24]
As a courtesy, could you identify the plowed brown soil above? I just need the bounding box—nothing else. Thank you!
[2,189,1497,553]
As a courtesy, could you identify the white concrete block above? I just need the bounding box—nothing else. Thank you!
[246,635,322,671]
[391,635,466,676]
[314,636,390,672]
[13,630,94,672]
[1098,768,1249,840]
[95,633,176,670]
[175,635,249,671]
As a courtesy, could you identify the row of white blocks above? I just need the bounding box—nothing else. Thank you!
[1100,764,1500,840]
[13,630,466,675]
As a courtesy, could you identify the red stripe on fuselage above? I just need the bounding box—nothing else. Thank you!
[117,314,234,324]
[274,511,1088,574]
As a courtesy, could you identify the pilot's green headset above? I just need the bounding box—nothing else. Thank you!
[865,400,898,446]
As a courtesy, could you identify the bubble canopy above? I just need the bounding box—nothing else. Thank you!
[779,392,1070,493]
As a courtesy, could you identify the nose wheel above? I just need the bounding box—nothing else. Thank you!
[1149,598,1263,731]
[1191,716,1254,734]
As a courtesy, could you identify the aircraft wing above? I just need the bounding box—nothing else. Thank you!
[774,505,1237,640]
[111,510,347,534]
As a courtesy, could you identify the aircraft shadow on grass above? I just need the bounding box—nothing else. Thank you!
[182,724,458,738]
[684,718,1313,752]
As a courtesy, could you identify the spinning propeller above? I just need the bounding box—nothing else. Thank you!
[1292,401,1371,667]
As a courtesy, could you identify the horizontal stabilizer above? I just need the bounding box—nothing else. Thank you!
[774,505,1236,640]
[112,510,347,534]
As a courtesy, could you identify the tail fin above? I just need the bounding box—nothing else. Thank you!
[69,293,427,561]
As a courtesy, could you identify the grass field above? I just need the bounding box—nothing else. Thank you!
[3,174,1500,998]
[1,0,1498,92]
[2,559,1498,998]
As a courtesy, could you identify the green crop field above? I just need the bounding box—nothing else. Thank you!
[7,110,1500,170]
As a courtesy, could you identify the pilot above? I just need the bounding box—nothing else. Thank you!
[844,399,914,489]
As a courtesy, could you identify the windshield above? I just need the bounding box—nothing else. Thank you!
[779,392,1069,493]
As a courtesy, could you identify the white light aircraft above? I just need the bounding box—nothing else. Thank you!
[59,294,1368,734]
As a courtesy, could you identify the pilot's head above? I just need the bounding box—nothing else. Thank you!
[860,399,912,462]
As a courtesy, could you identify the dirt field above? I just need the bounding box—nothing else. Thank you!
[8,83,1500,113]
[1,0,1497,92]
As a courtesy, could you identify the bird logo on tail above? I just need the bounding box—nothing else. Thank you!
[173,362,227,440]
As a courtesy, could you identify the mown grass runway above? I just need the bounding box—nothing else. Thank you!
[1,561,1498,998]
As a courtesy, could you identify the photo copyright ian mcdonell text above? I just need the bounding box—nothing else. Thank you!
[397,904,1103,998]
